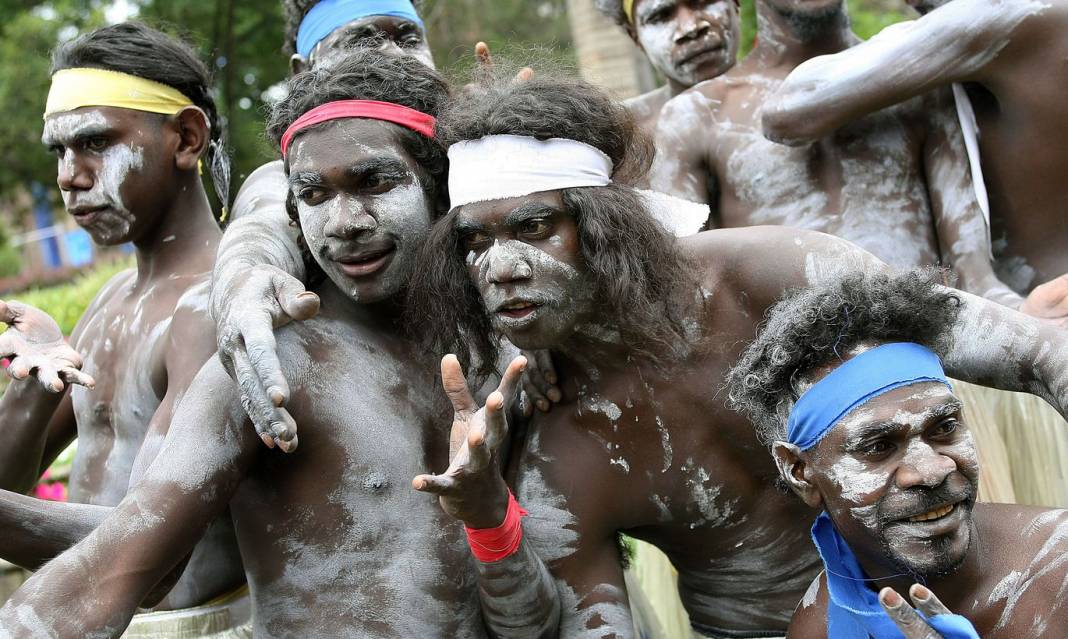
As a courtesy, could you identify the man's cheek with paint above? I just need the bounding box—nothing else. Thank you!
[636,2,735,86]
[68,142,147,246]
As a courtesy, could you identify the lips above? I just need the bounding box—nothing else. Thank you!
[69,205,108,225]
[496,299,541,319]
[334,246,395,278]
[677,42,725,67]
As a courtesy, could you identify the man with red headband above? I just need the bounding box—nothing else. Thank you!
[0,51,547,639]
[594,0,742,131]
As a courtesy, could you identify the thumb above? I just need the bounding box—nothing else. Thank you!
[275,276,320,323]
[0,300,14,325]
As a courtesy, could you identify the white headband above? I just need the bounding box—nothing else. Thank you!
[447,134,710,237]
[447,135,613,208]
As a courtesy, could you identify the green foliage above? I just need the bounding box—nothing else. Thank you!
[738,0,910,55]
[14,257,132,335]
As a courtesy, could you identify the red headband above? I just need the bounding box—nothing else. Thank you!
[280,99,436,159]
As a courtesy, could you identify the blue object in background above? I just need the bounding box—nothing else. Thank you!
[30,182,61,269]
[63,230,93,267]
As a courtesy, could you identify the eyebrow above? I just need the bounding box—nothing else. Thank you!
[348,156,408,177]
[844,399,964,446]
[503,202,561,227]
[41,123,112,147]
[288,170,324,188]
[639,0,676,19]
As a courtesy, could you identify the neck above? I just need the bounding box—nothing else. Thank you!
[316,283,407,331]
[666,77,691,98]
[750,1,856,69]
[857,521,982,611]
[552,322,641,390]
[132,173,220,286]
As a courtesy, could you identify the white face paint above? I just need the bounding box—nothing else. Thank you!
[634,0,736,87]
[43,110,145,245]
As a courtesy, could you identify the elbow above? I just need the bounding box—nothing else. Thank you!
[761,101,824,146]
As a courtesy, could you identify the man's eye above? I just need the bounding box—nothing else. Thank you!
[364,173,401,193]
[862,440,894,457]
[930,418,960,438]
[48,145,65,158]
[298,187,329,205]
[400,35,424,48]
[461,232,492,251]
[84,137,108,152]
[519,219,552,238]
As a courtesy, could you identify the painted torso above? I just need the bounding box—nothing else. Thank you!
[791,504,1068,637]
[685,66,943,269]
[228,302,486,638]
[624,86,673,136]
[508,242,824,635]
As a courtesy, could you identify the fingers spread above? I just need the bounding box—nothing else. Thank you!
[879,588,942,639]
[441,354,477,415]
[7,356,30,380]
[32,362,64,393]
[909,585,952,619]
[234,349,297,449]
[0,300,13,325]
[495,355,527,407]
[59,367,95,390]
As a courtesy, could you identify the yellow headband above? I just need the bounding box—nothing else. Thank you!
[623,0,635,23]
[44,68,194,119]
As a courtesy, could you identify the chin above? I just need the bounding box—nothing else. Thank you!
[883,522,972,579]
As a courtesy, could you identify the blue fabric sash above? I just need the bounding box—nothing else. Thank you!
[787,343,950,451]
[811,513,980,638]
[296,0,424,58]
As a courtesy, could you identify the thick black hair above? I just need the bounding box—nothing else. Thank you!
[266,48,449,280]
[282,0,427,54]
[51,22,230,215]
[406,68,694,380]
[726,269,963,446]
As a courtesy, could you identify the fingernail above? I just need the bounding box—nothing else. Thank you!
[547,388,562,403]
[546,373,557,385]
[880,588,902,607]
[267,387,285,406]
[260,433,276,448]
[910,584,931,602]
[537,400,549,412]
[296,292,317,302]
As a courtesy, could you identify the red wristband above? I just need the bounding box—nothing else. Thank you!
[464,490,529,563]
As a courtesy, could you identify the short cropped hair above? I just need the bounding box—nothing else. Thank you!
[726,269,963,446]
[52,22,230,213]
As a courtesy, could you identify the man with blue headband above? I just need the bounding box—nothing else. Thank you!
[728,269,1068,638]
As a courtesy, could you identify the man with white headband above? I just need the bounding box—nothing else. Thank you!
[0,50,543,639]
[594,0,742,131]
[206,0,435,451]
[407,72,1068,638]
[728,269,1068,638]
[0,22,252,636]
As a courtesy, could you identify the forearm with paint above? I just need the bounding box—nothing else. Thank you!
[944,288,1068,415]
[0,384,69,494]
[0,490,109,570]
[477,538,561,638]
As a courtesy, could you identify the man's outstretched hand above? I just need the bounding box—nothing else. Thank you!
[412,354,526,529]
[212,264,319,452]
[0,300,93,392]
[1020,273,1068,328]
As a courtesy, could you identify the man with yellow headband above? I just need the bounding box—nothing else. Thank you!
[0,22,250,637]
[595,0,741,132]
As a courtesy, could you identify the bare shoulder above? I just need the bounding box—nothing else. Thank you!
[623,85,671,127]
[166,280,216,353]
[787,571,828,638]
[230,160,288,221]
[69,266,137,341]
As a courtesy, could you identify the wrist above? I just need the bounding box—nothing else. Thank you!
[464,490,528,563]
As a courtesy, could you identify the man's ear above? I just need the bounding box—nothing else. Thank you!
[290,53,310,75]
[172,106,210,172]
[772,441,823,510]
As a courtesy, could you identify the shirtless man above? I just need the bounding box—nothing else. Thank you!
[406,74,1068,638]
[0,24,250,629]
[207,0,435,448]
[594,0,740,131]
[727,269,1068,637]
[647,0,1053,317]
[0,51,549,639]
[762,0,1068,312]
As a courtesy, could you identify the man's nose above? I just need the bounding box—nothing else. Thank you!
[676,8,712,44]
[895,441,956,489]
[485,243,533,284]
[325,199,377,239]
[56,151,93,192]
[377,38,404,58]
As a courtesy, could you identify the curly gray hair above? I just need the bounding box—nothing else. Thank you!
[726,269,962,446]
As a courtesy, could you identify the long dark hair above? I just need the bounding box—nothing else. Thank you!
[406,70,695,380]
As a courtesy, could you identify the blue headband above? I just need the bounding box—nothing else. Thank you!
[296,0,424,58]
[812,513,980,638]
[787,342,951,451]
